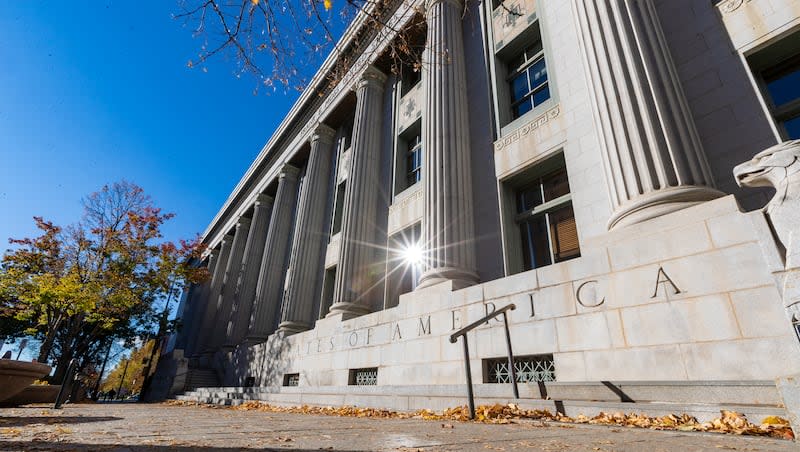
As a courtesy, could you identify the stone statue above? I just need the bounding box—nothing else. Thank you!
[734,139,800,254]
[734,139,800,321]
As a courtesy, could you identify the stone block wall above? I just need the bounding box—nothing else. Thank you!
[230,197,800,388]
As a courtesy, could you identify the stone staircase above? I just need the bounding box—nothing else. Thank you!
[183,368,219,391]
[173,381,789,423]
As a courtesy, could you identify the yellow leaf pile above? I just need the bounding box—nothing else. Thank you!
[165,400,794,440]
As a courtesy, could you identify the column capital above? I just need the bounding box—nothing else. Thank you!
[235,216,252,228]
[310,123,336,145]
[426,0,463,13]
[354,65,387,92]
[221,234,234,245]
[254,193,275,208]
[279,164,301,181]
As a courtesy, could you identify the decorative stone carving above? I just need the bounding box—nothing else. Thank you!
[718,0,752,14]
[735,140,800,256]
[735,140,800,320]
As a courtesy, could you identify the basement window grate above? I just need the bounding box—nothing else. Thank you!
[283,373,299,387]
[484,354,556,383]
[349,367,378,386]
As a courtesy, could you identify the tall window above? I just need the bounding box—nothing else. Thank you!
[508,39,550,119]
[330,183,346,236]
[515,163,579,270]
[761,53,800,139]
[406,133,422,188]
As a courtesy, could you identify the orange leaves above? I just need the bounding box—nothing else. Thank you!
[166,400,794,440]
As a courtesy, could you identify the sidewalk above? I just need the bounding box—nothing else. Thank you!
[0,403,795,451]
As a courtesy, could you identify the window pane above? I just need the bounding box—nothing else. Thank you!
[520,216,551,271]
[541,167,570,201]
[514,99,533,118]
[528,58,548,87]
[517,184,543,213]
[766,66,800,107]
[532,84,550,107]
[525,41,543,59]
[783,115,800,139]
[511,73,529,103]
[549,205,580,263]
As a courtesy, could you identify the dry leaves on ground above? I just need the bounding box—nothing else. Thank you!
[164,400,794,440]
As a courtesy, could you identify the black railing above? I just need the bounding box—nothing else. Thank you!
[449,303,518,419]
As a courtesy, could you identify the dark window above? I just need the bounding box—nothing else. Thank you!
[508,40,550,119]
[283,373,299,387]
[762,53,800,139]
[515,164,579,271]
[331,183,346,236]
[406,133,422,188]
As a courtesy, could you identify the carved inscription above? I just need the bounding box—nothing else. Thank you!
[651,267,682,299]
[576,280,605,307]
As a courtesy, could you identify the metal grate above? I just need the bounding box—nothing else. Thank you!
[485,354,555,383]
[283,373,299,387]
[349,367,378,386]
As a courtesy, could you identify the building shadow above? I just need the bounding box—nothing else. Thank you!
[0,416,122,427]
[0,442,362,451]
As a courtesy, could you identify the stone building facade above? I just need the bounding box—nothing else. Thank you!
[161,0,800,427]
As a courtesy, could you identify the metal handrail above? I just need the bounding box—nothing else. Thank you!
[449,303,518,420]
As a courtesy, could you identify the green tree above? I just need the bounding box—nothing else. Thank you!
[0,181,209,384]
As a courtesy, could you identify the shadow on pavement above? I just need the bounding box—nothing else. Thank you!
[0,443,362,451]
[0,416,122,427]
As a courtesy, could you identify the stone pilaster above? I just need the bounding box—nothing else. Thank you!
[329,66,387,318]
[417,0,479,289]
[225,194,275,347]
[572,0,722,229]
[208,217,251,350]
[184,252,215,357]
[247,164,301,342]
[174,283,198,351]
[195,237,232,354]
[278,124,337,334]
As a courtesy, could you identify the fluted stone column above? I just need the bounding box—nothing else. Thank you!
[572,0,723,229]
[278,124,337,334]
[328,66,387,318]
[208,217,251,350]
[196,237,233,354]
[247,164,301,342]
[185,252,217,356]
[225,194,275,347]
[417,0,479,289]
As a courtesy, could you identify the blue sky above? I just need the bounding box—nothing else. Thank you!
[0,1,303,246]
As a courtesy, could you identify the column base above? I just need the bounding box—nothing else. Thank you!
[417,266,479,291]
[608,186,724,230]
[326,301,372,320]
[276,320,311,336]
[244,334,270,345]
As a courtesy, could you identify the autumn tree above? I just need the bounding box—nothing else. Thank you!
[100,340,157,397]
[0,181,208,384]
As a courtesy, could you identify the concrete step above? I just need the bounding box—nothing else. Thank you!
[184,368,219,391]
[173,391,787,424]
[173,381,790,425]
[184,381,782,407]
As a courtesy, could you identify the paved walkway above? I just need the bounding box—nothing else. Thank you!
[0,403,795,451]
